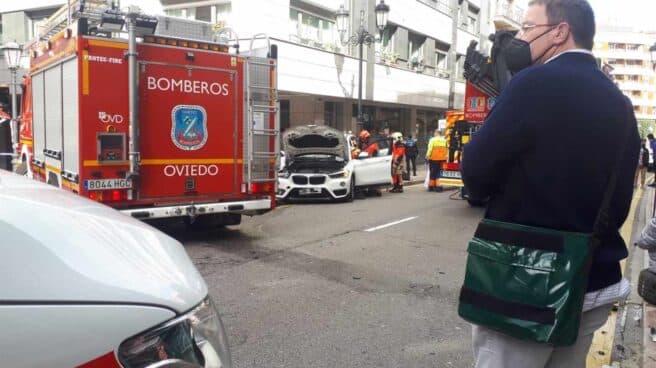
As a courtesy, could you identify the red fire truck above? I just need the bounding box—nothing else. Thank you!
[439,33,516,206]
[17,2,279,226]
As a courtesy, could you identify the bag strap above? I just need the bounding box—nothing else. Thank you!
[592,98,635,237]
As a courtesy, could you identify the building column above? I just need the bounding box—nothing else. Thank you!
[410,108,418,139]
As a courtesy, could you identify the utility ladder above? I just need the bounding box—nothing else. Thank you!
[29,0,108,47]
[244,34,280,188]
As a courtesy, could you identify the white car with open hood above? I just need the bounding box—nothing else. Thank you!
[0,170,232,368]
[277,125,392,201]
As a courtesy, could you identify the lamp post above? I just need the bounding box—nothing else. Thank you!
[2,41,22,157]
[336,0,389,129]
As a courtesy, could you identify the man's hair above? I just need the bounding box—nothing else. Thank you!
[528,0,595,50]
[648,133,655,140]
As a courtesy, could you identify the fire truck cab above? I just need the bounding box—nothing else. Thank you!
[18,1,279,225]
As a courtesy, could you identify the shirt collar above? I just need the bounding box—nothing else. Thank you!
[544,49,594,64]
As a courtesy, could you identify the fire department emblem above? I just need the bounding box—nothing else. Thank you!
[171,105,208,151]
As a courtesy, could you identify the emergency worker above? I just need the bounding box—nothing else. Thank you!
[359,130,379,157]
[425,129,448,192]
[350,136,361,159]
[390,132,406,193]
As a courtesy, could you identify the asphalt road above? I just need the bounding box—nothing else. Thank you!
[160,184,486,368]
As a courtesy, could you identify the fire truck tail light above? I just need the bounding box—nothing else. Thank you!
[88,191,103,201]
[443,163,460,171]
[111,190,121,201]
[250,183,272,194]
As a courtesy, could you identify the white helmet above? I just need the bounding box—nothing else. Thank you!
[391,132,403,142]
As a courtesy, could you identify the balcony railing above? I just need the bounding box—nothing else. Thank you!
[416,0,451,16]
[494,1,524,27]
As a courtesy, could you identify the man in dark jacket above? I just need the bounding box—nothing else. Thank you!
[405,135,419,176]
[460,0,640,367]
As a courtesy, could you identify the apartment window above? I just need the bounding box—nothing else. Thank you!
[215,3,231,23]
[166,9,185,17]
[30,18,48,40]
[196,6,212,22]
[290,7,336,46]
[435,50,448,71]
[408,32,426,64]
[466,5,480,34]
[165,3,231,24]
[455,54,465,80]
[435,41,450,72]
[627,44,640,51]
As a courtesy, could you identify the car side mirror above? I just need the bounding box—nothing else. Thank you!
[358,152,369,159]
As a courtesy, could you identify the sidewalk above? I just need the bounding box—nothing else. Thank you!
[403,161,429,186]
[598,186,654,368]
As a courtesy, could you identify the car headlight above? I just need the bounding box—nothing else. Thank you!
[118,297,232,368]
[328,170,349,179]
[278,171,291,179]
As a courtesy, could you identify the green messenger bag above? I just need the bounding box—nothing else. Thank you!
[458,219,598,346]
[458,101,633,346]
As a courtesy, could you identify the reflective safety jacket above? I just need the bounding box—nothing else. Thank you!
[426,136,448,161]
[393,141,406,164]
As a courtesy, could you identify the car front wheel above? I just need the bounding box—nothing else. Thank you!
[345,176,355,202]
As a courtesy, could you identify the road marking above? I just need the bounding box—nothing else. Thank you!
[365,216,418,232]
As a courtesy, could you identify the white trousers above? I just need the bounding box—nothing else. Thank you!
[472,304,613,368]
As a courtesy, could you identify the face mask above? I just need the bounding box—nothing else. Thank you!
[503,26,557,73]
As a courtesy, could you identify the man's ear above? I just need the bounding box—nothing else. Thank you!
[553,23,571,45]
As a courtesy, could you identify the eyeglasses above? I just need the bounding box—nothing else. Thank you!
[518,23,557,36]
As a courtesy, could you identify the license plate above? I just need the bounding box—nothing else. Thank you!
[440,170,461,179]
[299,188,321,195]
[84,179,132,191]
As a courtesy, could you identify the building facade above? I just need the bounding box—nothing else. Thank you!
[160,0,523,147]
[594,26,656,122]
[0,0,64,114]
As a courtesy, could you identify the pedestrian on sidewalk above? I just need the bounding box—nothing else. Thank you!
[390,132,406,193]
[425,129,447,192]
[648,133,656,187]
[405,135,419,176]
[636,138,649,189]
[459,1,639,367]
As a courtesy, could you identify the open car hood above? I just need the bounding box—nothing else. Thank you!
[283,125,347,159]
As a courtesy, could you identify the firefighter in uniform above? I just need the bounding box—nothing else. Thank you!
[358,130,378,157]
[390,132,406,193]
[426,129,447,192]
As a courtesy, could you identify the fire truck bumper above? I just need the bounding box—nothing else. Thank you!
[120,198,273,220]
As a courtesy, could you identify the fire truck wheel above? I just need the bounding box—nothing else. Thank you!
[344,176,355,202]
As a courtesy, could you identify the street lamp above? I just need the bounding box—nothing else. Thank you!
[336,0,390,128]
[2,41,22,156]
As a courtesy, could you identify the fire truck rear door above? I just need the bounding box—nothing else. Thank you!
[138,62,238,200]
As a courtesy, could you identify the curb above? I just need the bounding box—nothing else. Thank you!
[645,188,656,368]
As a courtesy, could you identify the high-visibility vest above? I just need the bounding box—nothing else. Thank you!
[426,136,448,161]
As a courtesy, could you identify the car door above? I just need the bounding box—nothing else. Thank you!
[353,137,392,186]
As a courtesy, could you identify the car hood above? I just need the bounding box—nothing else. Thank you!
[282,125,347,160]
[0,172,207,314]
